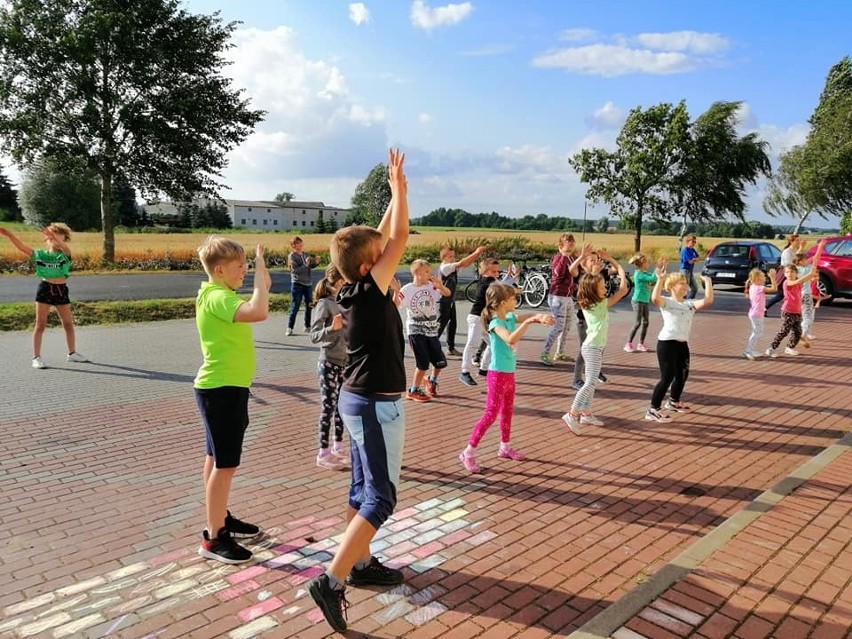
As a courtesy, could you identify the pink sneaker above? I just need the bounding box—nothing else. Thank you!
[497,446,525,461]
[636,343,648,352]
[623,342,635,353]
[459,451,481,473]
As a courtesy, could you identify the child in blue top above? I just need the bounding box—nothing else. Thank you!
[459,282,554,473]
[679,234,701,299]
[624,253,661,352]
[0,224,88,369]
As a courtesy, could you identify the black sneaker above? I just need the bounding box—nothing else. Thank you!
[308,573,349,632]
[459,372,477,386]
[598,373,608,384]
[225,511,260,539]
[478,368,488,377]
[198,527,253,564]
[346,556,404,586]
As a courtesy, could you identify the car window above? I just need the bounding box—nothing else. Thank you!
[713,245,750,258]
[830,240,852,257]
[760,244,779,262]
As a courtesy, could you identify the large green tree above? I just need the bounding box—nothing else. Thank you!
[18,158,102,229]
[570,102,690,252]
[763,144,824,234]
[0,0,264,261]
[348,163,391,227]
[0,167,20,220]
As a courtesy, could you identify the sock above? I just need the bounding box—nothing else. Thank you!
[428,375,437,383]
[353,557,371,571]
[325,570,345,591]
[463,444,476,457]
[499,441,510,450]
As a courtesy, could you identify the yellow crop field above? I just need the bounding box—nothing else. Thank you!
[0,226,786,264]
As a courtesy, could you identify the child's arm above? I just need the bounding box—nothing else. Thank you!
[234,245,270,323]
[0,227,34,257]
[693,275,715,311]
[43,227,71,256]
[429,275,452,297]
[371,149,408,294]
[570,244,593,276]
[651,260,668,308]
[456,246,486,270]
[599,250,627,307]
[764,269,778,294]
[786,271,818,287]
[309,304,342,344]
[491,313,555,347]
[389,276,402,307]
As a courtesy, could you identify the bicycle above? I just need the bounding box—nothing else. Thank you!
[464,259,550,308]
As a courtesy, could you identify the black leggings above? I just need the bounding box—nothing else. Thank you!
[651,340,690,409]
[628,301,650,343]
[437,301,457,350]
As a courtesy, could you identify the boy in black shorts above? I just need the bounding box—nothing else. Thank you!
[308,149,409,632]
[194,237,271,564]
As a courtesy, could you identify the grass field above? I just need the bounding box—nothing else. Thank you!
[0,225,785,265]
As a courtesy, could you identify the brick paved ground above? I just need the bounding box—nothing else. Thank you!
[1,294,850,639]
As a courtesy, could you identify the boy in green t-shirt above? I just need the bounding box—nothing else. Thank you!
[194,236,271,564]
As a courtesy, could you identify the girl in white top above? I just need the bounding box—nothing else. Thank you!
[644,262,714,422]
[765,235,800,314]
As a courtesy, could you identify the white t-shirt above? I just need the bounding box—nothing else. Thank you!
[399,282,443,337]
[780,247,795,267]
[657,297,696,342]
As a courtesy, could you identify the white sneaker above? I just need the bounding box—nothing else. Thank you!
[806,334,816,340]
[784,347,799,356]
[67,351,89,362]
[331,446,349,464]
[764,348,777,359]
[285,328,294,336]
[32,357,47,369]
[561,413,582,435]
[316,454,347,471]
[743,352,756,361]
[644,408,671,422]
[623,342,635,353]
[580,414,604,426]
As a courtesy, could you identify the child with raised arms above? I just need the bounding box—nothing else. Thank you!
[624,253,661,353]
[437,244,486,356]
[742,267,777,360]
[459,282,554,473]
[765,260,818,358]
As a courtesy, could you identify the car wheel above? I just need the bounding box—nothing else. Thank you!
[817,273,835,304]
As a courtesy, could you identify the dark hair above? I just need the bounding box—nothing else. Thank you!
[576,273,605,309]
[480,282,516,332]
[314,264,343,299]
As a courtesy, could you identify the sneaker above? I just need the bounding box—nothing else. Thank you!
[571,380,584,391]
[799,336,811,349]
[425,377,439,396]
[478,368,488,377]
[555,353,572,362]
[459,372,477,386]
[580,414,604,426]
[765,348,778,359]
[743,352,756,361]
[447,348,462,357]
[405,388,431,402]
[623,342,635,353]
[224,511,260,538]
[31,357,47,369]
[198,527,253,564]
[598,373,608,384]
[497,446,525,461]
[346,556,404,586]
[308,574,349,633]
[331,444,349,462]
[540,353,554,366]
[644,408,671,422]
[664,400,691,412]
[285,327,294,336]
[561,412,582,435]
[805,334,816,340]
[636,343,648,352]
[317,453,348,471]
[472,356,481,366]
[459,450,481,473]
[784,347,799,356]
[66,351,89,362]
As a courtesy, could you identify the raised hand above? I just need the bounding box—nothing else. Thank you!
[387,148,406,193]
[254,244,267,270]
[331,313,343,331]
[655,260,668,278]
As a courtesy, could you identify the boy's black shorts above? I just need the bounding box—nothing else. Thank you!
[35,281,70,306]
[195,386,250,468]
[408,334,447,372]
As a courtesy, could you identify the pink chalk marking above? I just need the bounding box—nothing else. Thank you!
[226,565,267,585]
[271,543,301,554]
[216,579,260,601]
[386,517,419,532]
[467,530,498,546]
[286,516,316,528]
[313,517,344,528]
[148,548,191,566]
[307,608,326,624]
[237,596,284,622]
[385,553,418,569]
[442,529,472,545]
[285,566,323,588]
[281,527,314,542]
[383,540,418,558]
[394,507,419,519]
[412,541,445,559]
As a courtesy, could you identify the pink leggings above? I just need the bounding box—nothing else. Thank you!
[468,371,516,447]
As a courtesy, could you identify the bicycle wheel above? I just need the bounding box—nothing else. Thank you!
[523,273,548,308]
[465,279,478,303]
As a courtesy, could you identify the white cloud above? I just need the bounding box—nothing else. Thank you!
[418,113,433,124]
[459,44,514,56]
[533,44,696,77]
[634,31,730,54]
[348,3,370,26]
[755,123,809,157]
[560,28,599,43]
[587,101,627,130]
[410,1,474,31]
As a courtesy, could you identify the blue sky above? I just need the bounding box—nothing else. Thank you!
[110,3,852,224]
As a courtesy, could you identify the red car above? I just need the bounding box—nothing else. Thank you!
[808,233,852,303]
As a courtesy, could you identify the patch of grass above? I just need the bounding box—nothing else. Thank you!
[0,294,292,332]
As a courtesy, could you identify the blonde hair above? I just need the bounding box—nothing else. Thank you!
[314,264,343,300]
[747,268,765,285]
[480,282,517,331]
[685,234,697,243]
[577,273,605,309]
[478,258,499,274]
[439,245,455,261]
[290,236,304,248]
[410,259,430,274]
[47,222,72,241]
[559,232,575,246]
[197,236,245,275]
[330,225,382,283]
[664,272,687,292]
[628,253,648,268]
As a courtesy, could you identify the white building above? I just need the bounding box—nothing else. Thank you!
[144,198,349,230]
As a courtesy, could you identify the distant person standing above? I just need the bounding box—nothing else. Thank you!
[679,234,701,300]
[437,244,486,356]
[287,236,320,336]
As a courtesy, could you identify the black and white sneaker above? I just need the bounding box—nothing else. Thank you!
[198,527,253,564]
[597,373,608,384]
[308,574,349,632]
[346,556,404,586]
[459,372,477,386]
[225,511,260,539]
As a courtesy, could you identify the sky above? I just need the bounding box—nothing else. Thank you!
[10,1,852,226]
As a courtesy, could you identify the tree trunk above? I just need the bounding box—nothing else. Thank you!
[792,211,811,236]
[100,171,114,263]
[633,204,643,252]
